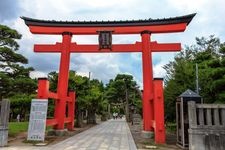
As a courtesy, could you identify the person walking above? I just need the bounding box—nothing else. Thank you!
[17,114,20,122]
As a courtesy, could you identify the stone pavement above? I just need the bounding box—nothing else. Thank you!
[3,118,137,150]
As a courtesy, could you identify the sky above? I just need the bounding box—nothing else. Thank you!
[0,0,225,88]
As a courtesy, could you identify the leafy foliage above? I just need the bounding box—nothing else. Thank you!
[48,71,107,124]
[48,71,142,124]
[164,35,225,121]
[9,94,35,121]
[104,74,142,120]
[0,24,36,100]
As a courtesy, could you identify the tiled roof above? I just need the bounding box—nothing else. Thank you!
[21,13,196,27]
[179,89,201,98]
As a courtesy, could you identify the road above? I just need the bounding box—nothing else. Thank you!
[3,118,137,150]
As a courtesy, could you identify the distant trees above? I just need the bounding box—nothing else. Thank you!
[0,24,142,124]
[164,35,225,121]
[104,74,142,121]
[48,71,108,125]
[47,72,142,125]
[9,25,225,126]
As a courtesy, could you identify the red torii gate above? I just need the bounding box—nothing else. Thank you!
[22,13,195,144]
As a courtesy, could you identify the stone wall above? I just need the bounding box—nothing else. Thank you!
[188,101,225,150]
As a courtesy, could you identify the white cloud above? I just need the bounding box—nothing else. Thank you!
[70,53,121,83]
[153,53,176,78]
[1,0,225,87]
[153,63,166,78]
[30,71,47,79]
[76,71,90,78]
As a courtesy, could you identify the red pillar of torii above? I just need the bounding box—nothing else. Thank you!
[22,13,195,143]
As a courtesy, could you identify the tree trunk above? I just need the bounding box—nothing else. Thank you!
[122,103,126,118]
[136,87,143,99]
[75,109,83,127]
[87,108,96,124]
[125,88,130,122]
[21,106,27,121]
[108,104,111,119]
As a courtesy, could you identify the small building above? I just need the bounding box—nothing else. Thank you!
[176,89,202,149]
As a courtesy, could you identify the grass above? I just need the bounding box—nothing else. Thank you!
[8,121,53,137]
[9,122,29,137]
[166,122,176,133]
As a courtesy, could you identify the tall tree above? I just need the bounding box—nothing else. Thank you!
[193,36,225,103]
[0,24,36,100]
[164,35,225,121]
[104,74,142,121]
[48,70,107,125]
[85,79,104,124]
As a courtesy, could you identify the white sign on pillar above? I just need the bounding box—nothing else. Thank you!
[27,99,48,141]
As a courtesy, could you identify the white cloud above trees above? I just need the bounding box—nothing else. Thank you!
[1,0,225,87]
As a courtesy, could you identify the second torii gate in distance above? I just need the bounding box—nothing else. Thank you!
[22,13,195,144]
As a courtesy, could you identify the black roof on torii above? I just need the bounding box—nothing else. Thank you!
[21,13,196,27]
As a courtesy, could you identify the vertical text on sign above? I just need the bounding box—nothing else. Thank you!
[98,31,112,50]
[27,99,48,141]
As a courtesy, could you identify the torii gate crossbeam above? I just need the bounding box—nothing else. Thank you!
[34,42,181,53]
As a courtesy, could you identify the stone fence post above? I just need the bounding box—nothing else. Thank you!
[188,101,225,150]
[0,99,10,147]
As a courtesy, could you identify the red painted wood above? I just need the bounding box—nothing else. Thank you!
[150,42,181,52]
[66,97,72,102]
[67,91,75,131]
[46,119,58,126]
[64,117,72,123]
[142,32,154,132]
[153,79,165,144]
[55,33,72,130]
[37,78,49,99]
[28,23,187,35]
[34,42,181,53]
[48,92,59,99]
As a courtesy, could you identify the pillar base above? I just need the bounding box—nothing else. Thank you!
[47,129,68,136]
[0,127,8,147]
[141,130,154,139]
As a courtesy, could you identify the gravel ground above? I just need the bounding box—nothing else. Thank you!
[128,121,182,150]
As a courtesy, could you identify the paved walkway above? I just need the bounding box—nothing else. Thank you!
[3,118,137,150]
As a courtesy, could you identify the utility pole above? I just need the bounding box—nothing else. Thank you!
[196,63,199,94]
[88,72,91,86]
[86,71,91,121]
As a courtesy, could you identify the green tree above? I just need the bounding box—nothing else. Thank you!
[9,94,35,121]
[164,35,225,121]
[104,74,142,121]
[48,71,107,125]
[193,36,225,103]
[0,24,36,100]
[85,79,104,124]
